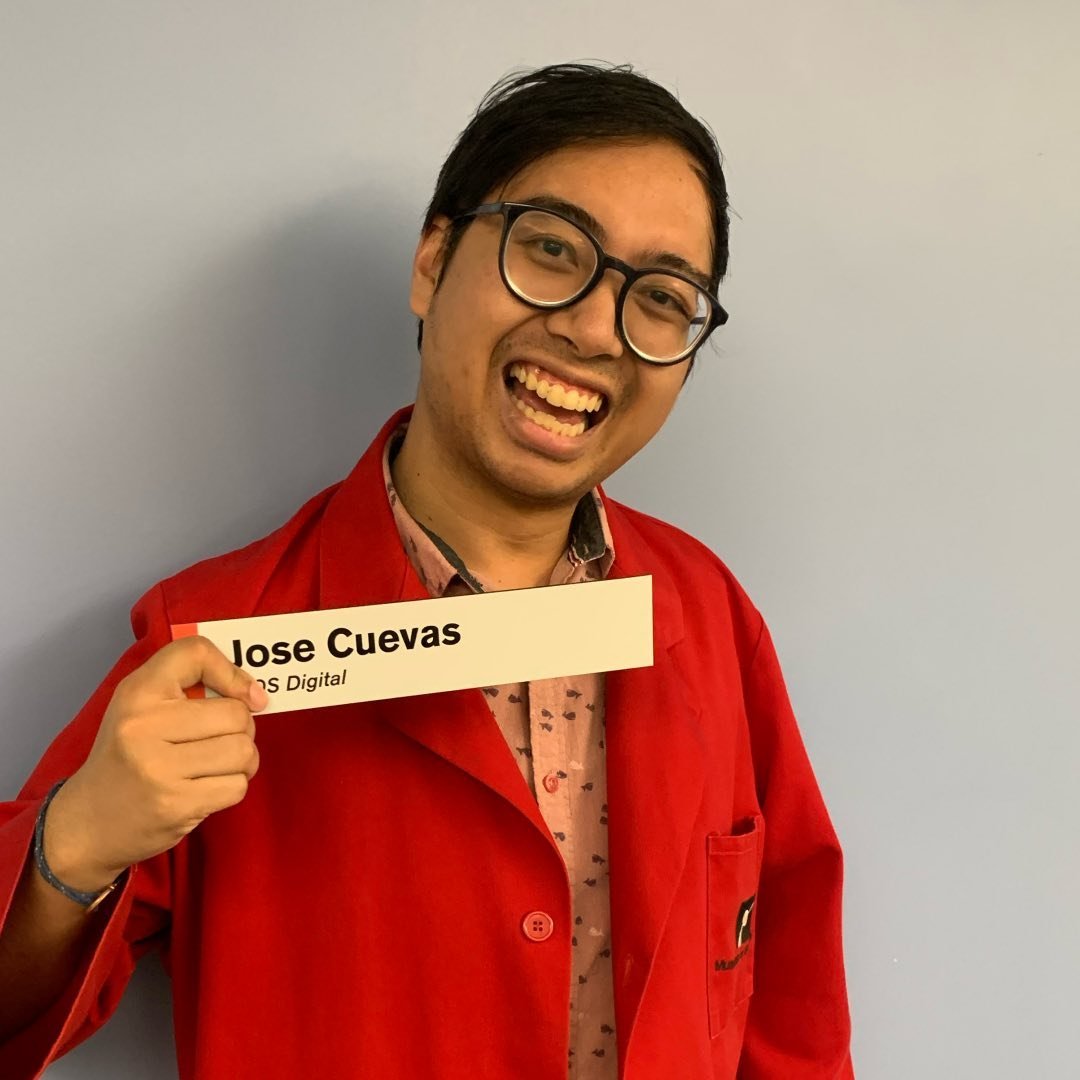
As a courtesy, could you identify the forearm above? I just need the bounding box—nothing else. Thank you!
[0,787,122,1043]
[0,851,102,1041]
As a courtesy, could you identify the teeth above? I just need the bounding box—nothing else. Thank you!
[512,395,587,438]
[508,363,603,414]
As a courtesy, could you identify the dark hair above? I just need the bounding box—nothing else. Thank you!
[417,62,730,354]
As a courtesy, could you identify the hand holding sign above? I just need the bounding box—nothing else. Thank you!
[43,637,267,893]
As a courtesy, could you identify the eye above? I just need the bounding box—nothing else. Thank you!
[526,234,579,266]
[646,288,691,319]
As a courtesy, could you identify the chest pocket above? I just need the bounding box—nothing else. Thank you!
[706,813,765,1038]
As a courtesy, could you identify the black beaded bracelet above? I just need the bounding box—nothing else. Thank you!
[33,779,121,913]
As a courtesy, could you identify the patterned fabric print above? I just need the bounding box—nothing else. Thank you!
[383,428,618,1078]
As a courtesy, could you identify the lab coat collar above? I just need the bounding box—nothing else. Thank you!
[317,404,554,836]
[317,404,686,651]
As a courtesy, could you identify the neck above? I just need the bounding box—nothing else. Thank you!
[390,413,578,591]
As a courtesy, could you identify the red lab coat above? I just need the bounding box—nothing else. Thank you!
[0,408,853,1078]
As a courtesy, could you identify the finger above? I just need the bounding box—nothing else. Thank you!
[162,698,256,744]
[131,637,267,711]
[173,733,259,780]
[187,774,251,819]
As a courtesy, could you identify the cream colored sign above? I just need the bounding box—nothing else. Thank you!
[172,576,653,714]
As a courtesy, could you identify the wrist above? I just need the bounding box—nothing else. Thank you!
[40,779,128,895]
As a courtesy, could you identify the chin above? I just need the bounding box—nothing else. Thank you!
[485,456,596,507]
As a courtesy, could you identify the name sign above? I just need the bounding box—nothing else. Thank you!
[171,575,653,714]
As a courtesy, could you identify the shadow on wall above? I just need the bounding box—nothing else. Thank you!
[8,186,419,1077]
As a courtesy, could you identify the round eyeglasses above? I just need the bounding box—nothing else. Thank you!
[452,202,728,365]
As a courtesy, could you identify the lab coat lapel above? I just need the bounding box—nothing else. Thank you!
[602,499,707,1057]
[317,411,710,1020]
[317,407,550,836]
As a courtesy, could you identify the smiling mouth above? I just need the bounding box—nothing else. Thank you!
[503,362,609,438]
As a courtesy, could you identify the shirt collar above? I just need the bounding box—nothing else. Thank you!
[382,424,615,595]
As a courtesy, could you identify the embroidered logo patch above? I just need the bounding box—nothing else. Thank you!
[715,895,756,972]
[735,895,756,948]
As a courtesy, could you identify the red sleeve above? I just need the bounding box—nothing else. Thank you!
[737,622,855,1078]
[0,585,174,1080]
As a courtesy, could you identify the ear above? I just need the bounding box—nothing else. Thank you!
[409,215,452,320]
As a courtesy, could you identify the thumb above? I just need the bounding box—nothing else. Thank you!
[246,678,269,711]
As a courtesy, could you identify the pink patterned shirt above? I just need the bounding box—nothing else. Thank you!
[384,427,619,1077]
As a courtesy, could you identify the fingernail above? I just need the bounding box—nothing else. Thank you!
[249,681,268,710]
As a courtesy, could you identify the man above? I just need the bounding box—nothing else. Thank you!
[0,64,853,1078]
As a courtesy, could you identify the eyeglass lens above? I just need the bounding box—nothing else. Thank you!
[503,209,710,361]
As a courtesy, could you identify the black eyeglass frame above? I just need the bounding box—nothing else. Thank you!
[452,201,729,366]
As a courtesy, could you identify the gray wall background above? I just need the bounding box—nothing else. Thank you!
[2,3,1077,1077]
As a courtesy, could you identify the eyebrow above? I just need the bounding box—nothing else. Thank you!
[519,193,714,291]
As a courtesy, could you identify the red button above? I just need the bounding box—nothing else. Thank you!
[542,773,560,794]
[522,911,554,941]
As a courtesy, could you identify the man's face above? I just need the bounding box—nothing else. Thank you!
[409,138,714,508]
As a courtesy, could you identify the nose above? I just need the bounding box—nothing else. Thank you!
[542,269,625,361]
